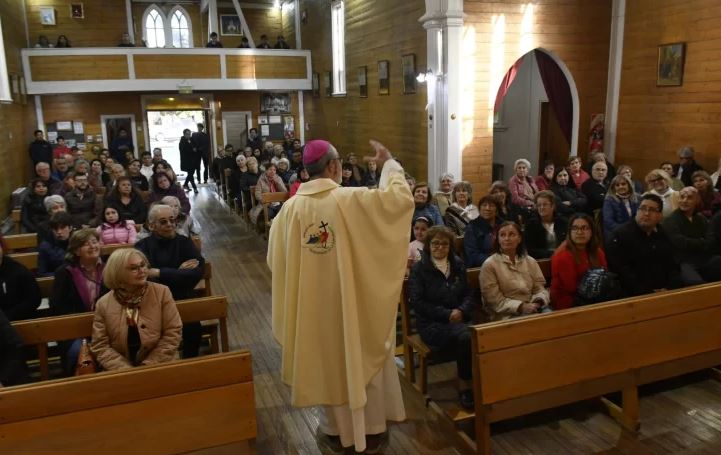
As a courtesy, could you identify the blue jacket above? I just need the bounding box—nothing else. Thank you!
[38,238,69,277]
[413,204,443,227]
[464,216,500,268]
[602,196,639,240]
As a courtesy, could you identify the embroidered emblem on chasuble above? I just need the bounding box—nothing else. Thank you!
[302,220,336,254]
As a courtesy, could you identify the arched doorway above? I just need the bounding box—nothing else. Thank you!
[491,48,579,181]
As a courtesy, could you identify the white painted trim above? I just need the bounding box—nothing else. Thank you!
[22,48,310,57]
[0,17,11,104]
[35,95,44,133]
[200,0,209,13]
[127,54,135,79]
[22,0,30,48]
[293,0,301,49]
[27,79,311,94]
[209,0,219,35]
[231,0,255,47]
[219,54,227,78]
[125,0,135,43]
[536,48,580,157]
[297,90,304,144]
[100,114,138,154]
[605,0,625,163]
[219,2,274,9]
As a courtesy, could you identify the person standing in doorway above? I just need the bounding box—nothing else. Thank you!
[28,130,53,166]
[179,129,198,194]
[191,123,210,184]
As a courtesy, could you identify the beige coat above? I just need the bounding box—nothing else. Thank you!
[91,282,183,371]
[480,253,549,321]
[250,173,287,224]
[268,159,414,410]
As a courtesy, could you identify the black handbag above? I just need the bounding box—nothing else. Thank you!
[575,267,622,306]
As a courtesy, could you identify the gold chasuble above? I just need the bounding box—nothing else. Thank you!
[268,159,413,410]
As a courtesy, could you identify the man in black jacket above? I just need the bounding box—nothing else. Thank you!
[607,194,681,296]
[191,123,211,184]
[0,309,30,386]
[673,145,704,187]
[28,130,53,166]
[136,204,205,358]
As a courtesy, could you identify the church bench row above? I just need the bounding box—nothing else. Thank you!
[469,282,721,454]
[3,233,202,253]
[12,295,230,381]
[0,350,256,455]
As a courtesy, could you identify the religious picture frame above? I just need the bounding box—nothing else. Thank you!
[39,7,56,25]
[324,71,332,97]
[402,54,416,94]
[220,15,242,36]
[378,60,390,95]
[657,42,685,87]
[312,72,320,98]
[260,92,291,114]
[70,3,84,19]
[358,66,368,98]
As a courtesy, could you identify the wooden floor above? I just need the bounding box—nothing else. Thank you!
[191,185,721,454]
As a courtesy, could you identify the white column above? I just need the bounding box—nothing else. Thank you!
[604,0,625,163]
[294,0,302,49]
[298,90,305,144]
[209,0,219,37]
[419,0,463,186]
[125,0,134,43]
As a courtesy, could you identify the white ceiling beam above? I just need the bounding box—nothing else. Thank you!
[230,0,255,47]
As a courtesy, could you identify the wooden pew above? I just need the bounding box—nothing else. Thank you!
[11,208,21,234]
[13,295,230,381]
[0,351,256,454]
[469,283,721,454]
[3,233,38,252]
[260,191,289,237]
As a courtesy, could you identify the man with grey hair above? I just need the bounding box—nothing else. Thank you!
[34,161,62,195]
[268,139,414,453]
[673,145,704,187]
[37,194,66,241]
[432,172,455,216]
[136,204,205,358]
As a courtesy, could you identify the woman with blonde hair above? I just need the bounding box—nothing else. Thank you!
[91,248,182,371]
[602,174,639,240]
[645,169,678,218]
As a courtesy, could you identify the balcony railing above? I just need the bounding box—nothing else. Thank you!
[21,48,312,94]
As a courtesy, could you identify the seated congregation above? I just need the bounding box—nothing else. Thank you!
[405,145,721,411]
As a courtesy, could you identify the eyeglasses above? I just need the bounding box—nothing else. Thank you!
[638,206,661,213]
[570,225,591,232]
[127,263,148,274]
[155,217,176,226]
[649,177,664,183]
[430,241,450,248]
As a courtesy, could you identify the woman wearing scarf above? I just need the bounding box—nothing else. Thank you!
[50,228,107,374]
[602,175,639,242]
[91,248,182,371]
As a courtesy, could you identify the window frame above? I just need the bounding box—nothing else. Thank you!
[142,4,194,49]
[0,17,11,104]
[142,5,166,48]
[330,0,346,96]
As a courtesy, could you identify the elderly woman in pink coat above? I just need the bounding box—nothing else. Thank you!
[508,158,539,210]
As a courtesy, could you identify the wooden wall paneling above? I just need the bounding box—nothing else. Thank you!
[25,0,128,47]
[215,91,299,146]
[300,0,429,182]
[463,0,612,192]
[616,0,721,179]
[131,3,204,49]
[226,55,306,79]
[40,94,146,153]
[29,55,128,81]
[216,6,283,48]
[281,3,297,49]
[0,0,38,216]
[133,55,221,79]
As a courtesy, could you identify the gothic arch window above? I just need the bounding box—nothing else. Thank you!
[143,6,166,48]
[169,6,193,48]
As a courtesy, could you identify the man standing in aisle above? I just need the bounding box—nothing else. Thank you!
[192,123,211,184]
[268,139,414,454]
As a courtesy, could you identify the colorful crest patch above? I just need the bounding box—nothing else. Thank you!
[302,220,336,254]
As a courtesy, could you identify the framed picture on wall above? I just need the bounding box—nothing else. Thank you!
[358,66,368,98]
[260,92,291,114]
[323,72,332,97]
[70,3,84,19]
[39,7,55,25]
[657,42,685,87]
[312,72,320,97]
[378,60,390,95]
[402,54,416,94]
[220,15,242,36]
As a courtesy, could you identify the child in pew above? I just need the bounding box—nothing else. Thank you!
[38,212,73,277]
[50,229,107,375]
[97,204,137,245]
[407,216,431,274]
[161,196,200,238]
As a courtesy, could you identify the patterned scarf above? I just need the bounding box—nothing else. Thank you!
[114,284,148,327]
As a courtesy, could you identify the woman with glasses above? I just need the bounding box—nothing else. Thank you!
[50,228,107,374]
[407,226,475,410]
[481,221,549,321]
[524,191,568,259]
[645,169,679,218]
[91,248,182,371]
[550,213,607,310]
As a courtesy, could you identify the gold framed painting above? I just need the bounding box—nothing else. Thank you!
[378,60,389,95]
[402,54,416,94]
[657,42,685,87]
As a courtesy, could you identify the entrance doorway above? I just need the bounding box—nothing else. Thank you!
[101,114,138,158]
[146,110,206,178]
[222,111,252,150]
